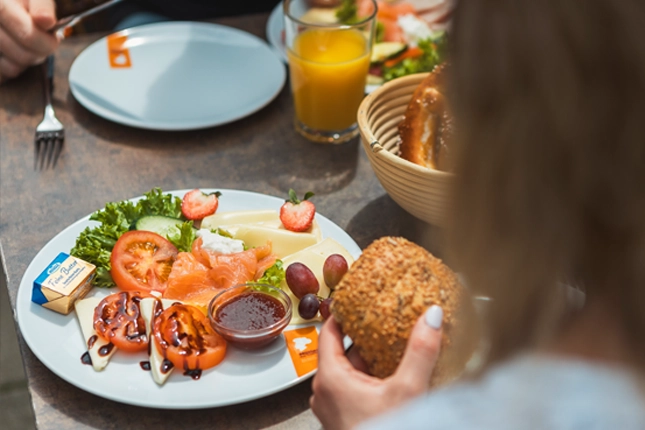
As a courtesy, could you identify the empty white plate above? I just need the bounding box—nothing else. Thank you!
[69,22,286,130]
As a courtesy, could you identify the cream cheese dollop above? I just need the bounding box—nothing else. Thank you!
[397,14,435,47]
[197,229,245,254]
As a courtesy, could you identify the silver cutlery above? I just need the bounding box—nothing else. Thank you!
[52,0,124,38]
[34,1,125,168]
[34,56,64,170]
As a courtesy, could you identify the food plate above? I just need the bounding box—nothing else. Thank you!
[16,189,361,409]
[69,22,286,130]
[266,1,379,93]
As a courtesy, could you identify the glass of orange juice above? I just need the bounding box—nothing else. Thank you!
[284,0,377,144]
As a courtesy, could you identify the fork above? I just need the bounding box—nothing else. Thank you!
[35,55,64,170]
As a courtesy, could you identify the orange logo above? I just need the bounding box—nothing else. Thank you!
[107,33,132,68]
[284,326,318,377]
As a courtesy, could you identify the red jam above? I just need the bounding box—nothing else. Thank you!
[215,291,286,330]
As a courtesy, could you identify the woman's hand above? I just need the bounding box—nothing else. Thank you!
[0,0,59,82]
[310,305,444,430]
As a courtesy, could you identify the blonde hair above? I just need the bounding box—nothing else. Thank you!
[448,0,645,367]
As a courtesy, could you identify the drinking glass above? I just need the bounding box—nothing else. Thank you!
[284,0,377,144]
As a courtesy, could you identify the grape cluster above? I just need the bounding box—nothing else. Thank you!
[285,254,349,321]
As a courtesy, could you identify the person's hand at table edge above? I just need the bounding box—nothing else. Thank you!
[0,0,59,84]
[310,305,444,430]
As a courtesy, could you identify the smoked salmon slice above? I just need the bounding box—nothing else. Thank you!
[376,1,417,21]
[381,17,406,42]
[163,252,215,307]
[163,238,277,308]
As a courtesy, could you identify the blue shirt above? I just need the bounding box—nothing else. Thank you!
[359,355,645,430]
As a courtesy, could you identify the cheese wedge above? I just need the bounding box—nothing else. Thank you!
[140,298,178,386]
[280,238,356,324]
[75,296,117,371]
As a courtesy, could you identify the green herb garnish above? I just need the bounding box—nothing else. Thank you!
[257,260,286,288]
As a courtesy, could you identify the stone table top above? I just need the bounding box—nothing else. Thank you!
[0,11,440,429]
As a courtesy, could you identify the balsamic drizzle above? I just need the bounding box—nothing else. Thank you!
[98,342,115,357]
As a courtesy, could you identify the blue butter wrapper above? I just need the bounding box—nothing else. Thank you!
[32,252,96,314]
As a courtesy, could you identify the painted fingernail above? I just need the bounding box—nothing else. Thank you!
[425,305,443,330]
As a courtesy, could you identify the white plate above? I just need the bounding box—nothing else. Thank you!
[266,1,288,62]
[69,22,286,130]
[16,189,361,409]
[266,2,379,93]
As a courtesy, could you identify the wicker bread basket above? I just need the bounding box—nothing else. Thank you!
[358,73,453,227]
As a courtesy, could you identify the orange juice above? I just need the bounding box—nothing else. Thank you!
[287,28,370,131]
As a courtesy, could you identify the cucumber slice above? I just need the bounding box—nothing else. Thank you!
[370,42,407,64]
[135,215,184,238]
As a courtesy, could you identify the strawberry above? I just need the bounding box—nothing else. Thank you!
[181,189,221,220]
[280,189,316,232]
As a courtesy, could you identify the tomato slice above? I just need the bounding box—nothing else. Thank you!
[153,304,226,378]
[93,292,149,353]
[111,230,178,293]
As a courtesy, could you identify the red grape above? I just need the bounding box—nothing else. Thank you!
[323,254,348,289]
[319,297,333,320]
[286,262,319,299]
[298,294,320,320]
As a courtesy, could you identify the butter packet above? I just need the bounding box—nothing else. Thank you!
[32,253,96,315]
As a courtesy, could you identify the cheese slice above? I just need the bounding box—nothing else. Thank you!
[140,298,177,386]
[280,238,356,324]
[250,219,323,242]
[308,220,323,242]
[201,210,279,230]
[202,210,323,247]
[227,224,319,258]
[75,297,117,371]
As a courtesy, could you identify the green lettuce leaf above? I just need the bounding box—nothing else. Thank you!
[167,221,197,253]
[138,188,183,218]
[383,33,448,82]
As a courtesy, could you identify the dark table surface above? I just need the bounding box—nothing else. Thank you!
[0,11,440,429]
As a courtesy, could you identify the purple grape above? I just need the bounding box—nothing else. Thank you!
[323,254,348,289]
[298,294,320,320]
[286,263,319,299]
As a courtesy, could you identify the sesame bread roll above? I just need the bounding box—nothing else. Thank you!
[331,236,477,386]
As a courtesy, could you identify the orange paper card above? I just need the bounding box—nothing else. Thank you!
[284,326,319,377]
[107,34,132,68]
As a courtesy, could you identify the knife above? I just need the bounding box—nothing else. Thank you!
[52,0,125,38]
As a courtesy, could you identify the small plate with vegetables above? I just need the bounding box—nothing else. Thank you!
[266,0,449,91]
[16,188,360,409]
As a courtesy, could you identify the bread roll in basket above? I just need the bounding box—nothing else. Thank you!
[357,71,453,227]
